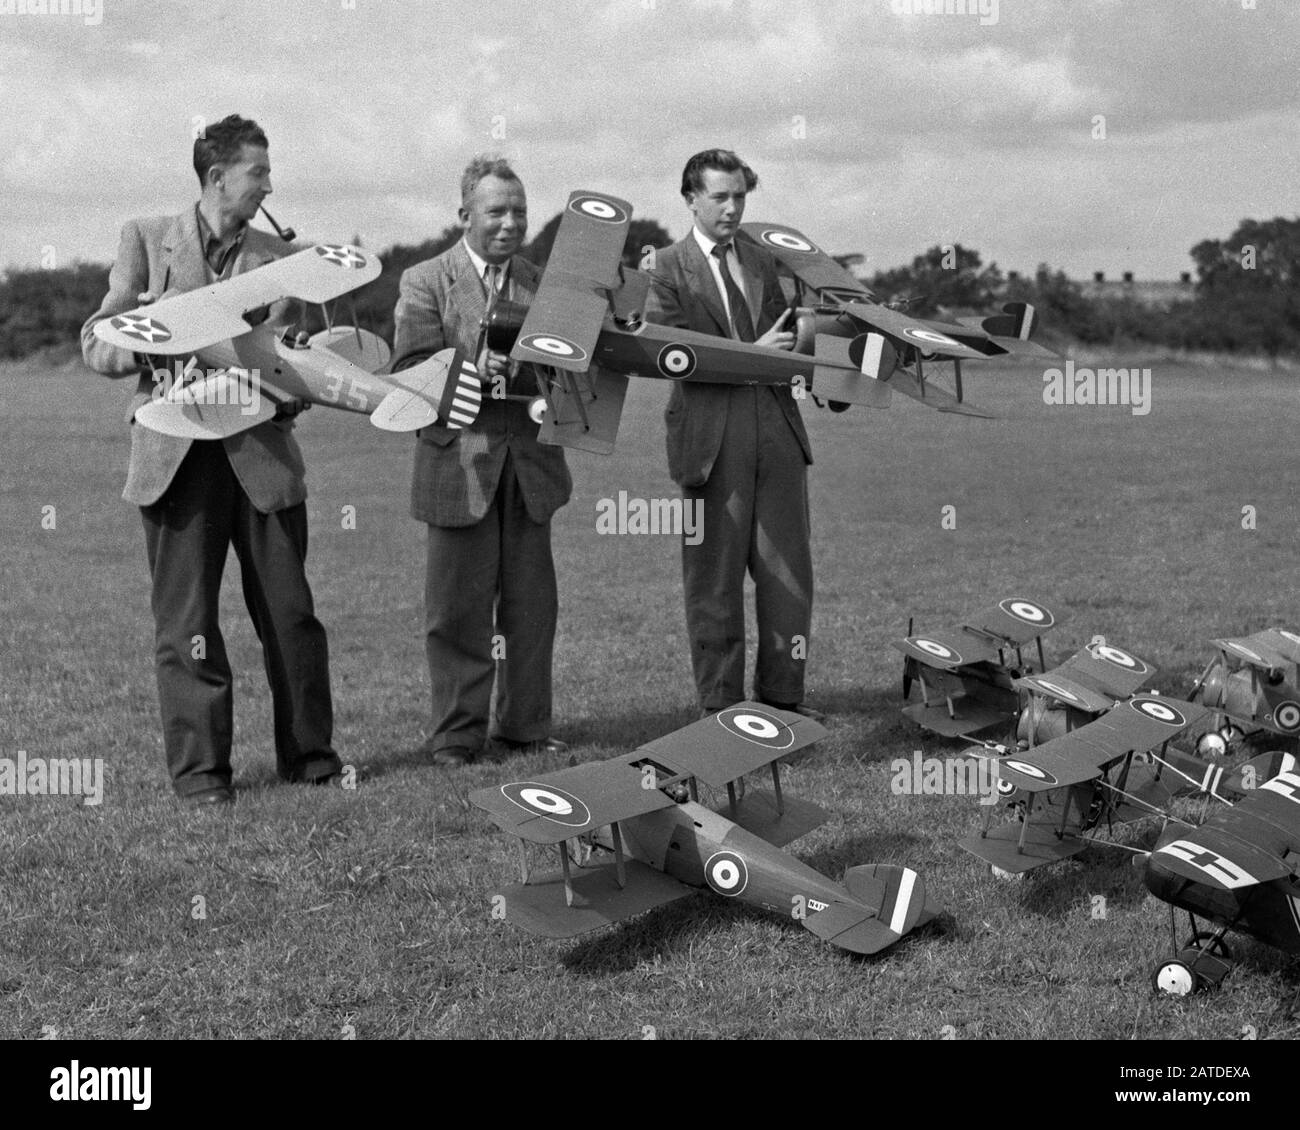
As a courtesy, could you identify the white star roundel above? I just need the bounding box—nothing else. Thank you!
[568,195,629,224]
[704,850,749,896]
[519,333,588,362]
[315,245,367,268]
[1089,643,1146,671]
[1130,698,1186,727]
[1003,759,1057,786]
[110,313,172,344]
[501,781,592,827]
[999,598,1053,627]
[758,229,818,254]
[1272,701,1300,733]
[717,707,795,749]
[657,344,696,379]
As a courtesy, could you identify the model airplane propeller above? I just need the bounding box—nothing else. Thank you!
[894,597,1061,740]
[737,221,1057,419]
[484,190,913,454]
[92,243,482,440]
[469,704,941,956]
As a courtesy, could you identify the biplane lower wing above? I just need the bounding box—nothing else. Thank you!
[493,860,693,938]
[535,368,629,454]
[959,820,1087,874]
[902,698,1011,738]
[711,787,828,848]
[883,366,993,418]
[133,370,279,439]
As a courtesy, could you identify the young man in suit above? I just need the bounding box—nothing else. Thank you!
[644,148,824,721]
[391,156,570,767]
[81,114,341,804]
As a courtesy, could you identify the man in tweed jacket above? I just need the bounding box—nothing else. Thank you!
[391,156,571,766]
[80,114,340,803]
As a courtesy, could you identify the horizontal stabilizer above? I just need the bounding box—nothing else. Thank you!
[133,373,277,439]
[372,349,480,432]
[494,859,693,939]
[801,902,901,955]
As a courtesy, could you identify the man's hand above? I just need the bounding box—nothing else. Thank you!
[756,308,795,351]
[273,398,312,420]
[480,349,512,380]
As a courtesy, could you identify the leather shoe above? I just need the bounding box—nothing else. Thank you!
[182,786,234,806]
[431,746,475,768]
[492,736,568,757]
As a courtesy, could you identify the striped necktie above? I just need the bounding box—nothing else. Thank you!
[711,243,756,343]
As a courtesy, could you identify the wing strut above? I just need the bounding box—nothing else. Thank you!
[953,357,963,404]
[610,821,627,890]
[559,841,574,907]
[771,762,785,816]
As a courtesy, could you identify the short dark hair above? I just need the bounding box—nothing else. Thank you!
[460,154,522,205]
[193,115,269,187]
[680,149,758,199]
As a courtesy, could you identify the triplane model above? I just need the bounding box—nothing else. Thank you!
[469,704,940,956]
[92,243,482,439]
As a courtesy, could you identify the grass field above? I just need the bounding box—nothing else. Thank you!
[1,353,1297,1040]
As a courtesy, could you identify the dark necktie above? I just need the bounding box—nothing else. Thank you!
[711,243,756,343]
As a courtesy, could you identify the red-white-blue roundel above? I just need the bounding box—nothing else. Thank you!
[1032,679,1080,704]
[315,245,367,268]
[757,229,819,254]
[999,599,1054,627]
[568,195,629,224]
[657,343,696,379]
[1225,641,1266,664]
[1129,698,1186,727]
[501,782,592,827]
[902,326,961,350]
[1272,701,1300,733]
[1003,759,1057,786]
[911,637,961,664]
[110,313,172,344]
[716,707,795,749]
[520,333,588,363]
[1088,642,1148,672]
[704,850,749,896]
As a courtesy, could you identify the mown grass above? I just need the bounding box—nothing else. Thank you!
[1,353,1297,1039]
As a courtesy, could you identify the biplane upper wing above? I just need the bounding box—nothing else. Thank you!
[469,752,677,845]
[635,702,827,788]
[840,302,991,362]
[990,695,1209,793]
[1149,770,1300,890]
[736,222,874,301]
[964,597,1060,646]
[1016,642,1156,710]
[892,630,1001,671]
[1213,630,1300,672]
[509,189,632,372]
[91,244,380,356]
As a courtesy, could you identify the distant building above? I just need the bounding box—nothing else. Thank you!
[1081,271,1195,310]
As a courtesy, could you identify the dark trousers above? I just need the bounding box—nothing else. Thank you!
[423,455,557,751]
[140,441,337,795]
[683,386,813,711]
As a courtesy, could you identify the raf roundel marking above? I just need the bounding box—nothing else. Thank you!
[717,707,795,749]
[568,195,629,224]
[913,638,959,663]
[501,781,592,828]
[1273,701,1300,733]
[1004,759,1057,786]
[999,598,1053,627]
[902,326,961,350]
[759,229,818,254]
[1089,643,1146,671]
[704,850,749,896]
[657,344,697,379]
[1034,679,1080,703]
[1131,698,1186,727]
[110,313,173,344]
[996,777,1017,796]
[520,333,588,362]
[315,244,367,268]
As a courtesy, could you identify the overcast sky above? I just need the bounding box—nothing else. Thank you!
[2,0,1296,280]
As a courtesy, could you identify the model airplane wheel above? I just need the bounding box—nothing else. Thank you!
[1183,931,1232,961]
[989,865,1025,882]
[1152,959,1198,997]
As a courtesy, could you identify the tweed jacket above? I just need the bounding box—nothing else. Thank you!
[644,233,812,488]
[80,209,305,512]
[391,241,571,528]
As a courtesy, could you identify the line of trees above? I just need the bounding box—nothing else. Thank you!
[2,215,1295,361]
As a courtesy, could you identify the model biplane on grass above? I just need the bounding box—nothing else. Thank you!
[1014,639,1158,745]
[894,597,1061,740]
[469,704,941,956]
[1146,764,1300,995]
[480,191,898,454]
[1187,629,1300,755]
[92,244,482,439]
[959,694,1211,877]
[737,221,1058,419]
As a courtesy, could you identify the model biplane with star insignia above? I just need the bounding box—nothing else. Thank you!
[738,222,1058,418]
[894,597,1062,740]
[92,243,482,440]
[1146,764,1300,994]
[481,190,907,454]
[959,693,1212,877]
[468,703,941,956]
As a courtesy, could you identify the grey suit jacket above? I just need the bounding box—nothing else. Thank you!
[391,242,571,528]
[644,233,812,488]
[80,209,306,512]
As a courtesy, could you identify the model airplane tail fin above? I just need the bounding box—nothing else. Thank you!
[801,865,930,954]
[811,332,894,408]
[981,302,1036,341]
[371,348,481,432]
